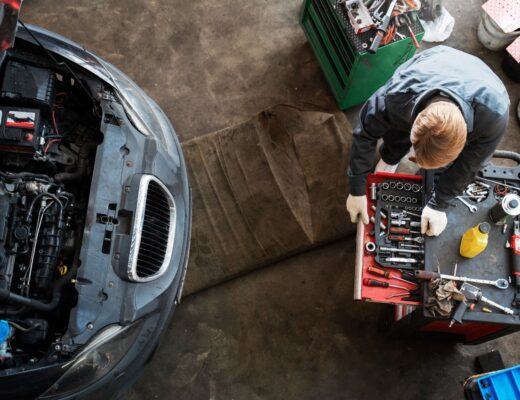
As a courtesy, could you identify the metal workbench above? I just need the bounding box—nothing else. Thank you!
[389,153,520,344]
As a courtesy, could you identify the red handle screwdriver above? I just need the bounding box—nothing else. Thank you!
[367,266,419,287]
[363,278,408,291]
[390,227,410,234]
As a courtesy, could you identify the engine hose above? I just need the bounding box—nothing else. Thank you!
[54,146,90,182]
[0,261,78,312]
[0,171,53,181]
[25,192,64,224]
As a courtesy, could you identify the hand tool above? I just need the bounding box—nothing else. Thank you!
[370,216,386,230]
[365,241,376,253]
[482,307,493,313]
[370,182,377,200]
[389,227,420,235]
[381,182,390,190]
[399,243,421,249]
[388,235,423,244]
[385,289,420,300]
[456,196,477,213]
[385,257,420,264]
[450,283,514,327]
[369,0,398,53]
[475,177,520,192]
[403,183,411,191]
[367,265,419,286]
[391,220,406,226]
[380,246,424,254]
[414,270,509,290]
[510,219,520,307]
[409,221,421,227]
[403,13,420,49]
[371,205,387,219]
[363,278,408,291]
[509,219,520,286]
[411,184,421,192]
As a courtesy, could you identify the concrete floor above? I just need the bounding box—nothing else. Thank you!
[20,1,520,399]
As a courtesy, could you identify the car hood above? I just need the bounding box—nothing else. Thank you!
[15,23,116,87]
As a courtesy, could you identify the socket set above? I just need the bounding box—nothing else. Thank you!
[367,174,425,270]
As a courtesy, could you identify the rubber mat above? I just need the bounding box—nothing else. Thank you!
[182,104,355,294]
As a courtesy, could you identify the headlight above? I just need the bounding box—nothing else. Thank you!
[39,321,143,399]
[99,60,161,138]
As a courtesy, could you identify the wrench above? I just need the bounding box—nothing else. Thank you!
[456,196,477,213]
[415,270,509,290]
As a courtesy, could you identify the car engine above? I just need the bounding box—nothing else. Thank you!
[0,57,102,368]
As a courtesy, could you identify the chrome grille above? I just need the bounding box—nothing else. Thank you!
[128,175,176,282]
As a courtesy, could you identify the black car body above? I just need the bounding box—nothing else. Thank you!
[0,3,191,399]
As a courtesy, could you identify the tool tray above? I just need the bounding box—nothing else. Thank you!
[354,172,425,306]
[421,154,520,326]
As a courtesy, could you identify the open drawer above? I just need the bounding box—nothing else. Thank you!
[353,172,424,306]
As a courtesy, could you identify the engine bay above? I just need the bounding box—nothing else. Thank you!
[0,53,102,369]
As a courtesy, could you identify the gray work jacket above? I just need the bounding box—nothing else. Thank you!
[347,45,510,210]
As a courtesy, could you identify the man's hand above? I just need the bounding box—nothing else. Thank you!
[346,195,369,224]
[421,206,448,236]
[375,159,398,173]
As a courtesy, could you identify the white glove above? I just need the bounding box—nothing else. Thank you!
[346,195,369,225]
[421,206,448,237]
[375,158,398,173]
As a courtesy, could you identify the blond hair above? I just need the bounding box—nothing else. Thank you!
[411,101,467,169]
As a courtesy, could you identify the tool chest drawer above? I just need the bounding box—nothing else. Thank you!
[354,172,425,306]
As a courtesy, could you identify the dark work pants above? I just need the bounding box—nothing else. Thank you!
[379,129,411,165]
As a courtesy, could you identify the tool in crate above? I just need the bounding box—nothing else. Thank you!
[354,172,425,305]
[340,0,421,52]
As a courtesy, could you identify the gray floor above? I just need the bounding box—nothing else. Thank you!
[20,1,520,399]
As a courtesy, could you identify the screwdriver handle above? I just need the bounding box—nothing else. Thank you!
[511,234,520,286]
[407,26,420,49]
[363,278,389,288]
[414,270,439,280]
[367,266,390,279]
[390,227,410,234]
[388,234,405,241]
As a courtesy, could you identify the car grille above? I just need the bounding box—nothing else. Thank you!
[128,175,176,282]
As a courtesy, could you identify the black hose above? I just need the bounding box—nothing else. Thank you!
[0,171,53,181]
[0,262,78,312]
[54,146,90,182]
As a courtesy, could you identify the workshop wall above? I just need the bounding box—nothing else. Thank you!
[184,104,354,294]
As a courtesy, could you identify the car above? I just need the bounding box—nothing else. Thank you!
[0,2,192,399]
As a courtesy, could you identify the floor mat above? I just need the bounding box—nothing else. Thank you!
[183,104,355,294]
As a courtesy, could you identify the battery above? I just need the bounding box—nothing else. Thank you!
[0,107,42,153]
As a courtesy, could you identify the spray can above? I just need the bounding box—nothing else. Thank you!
[489,194,520,225]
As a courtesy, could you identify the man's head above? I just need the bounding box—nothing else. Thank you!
[411,101,467,169]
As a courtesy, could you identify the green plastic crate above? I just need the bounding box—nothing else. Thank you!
[300,0,424,109]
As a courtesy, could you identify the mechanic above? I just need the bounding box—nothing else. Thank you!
[346,45,510,236]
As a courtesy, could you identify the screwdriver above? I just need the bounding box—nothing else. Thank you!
[389,227,417,234]
[367,266,419,286]
[388,234,424,244]
[363,278,408,291]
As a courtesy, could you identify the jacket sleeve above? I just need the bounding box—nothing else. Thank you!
[428,107,508,210]
[347,89,393,196]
